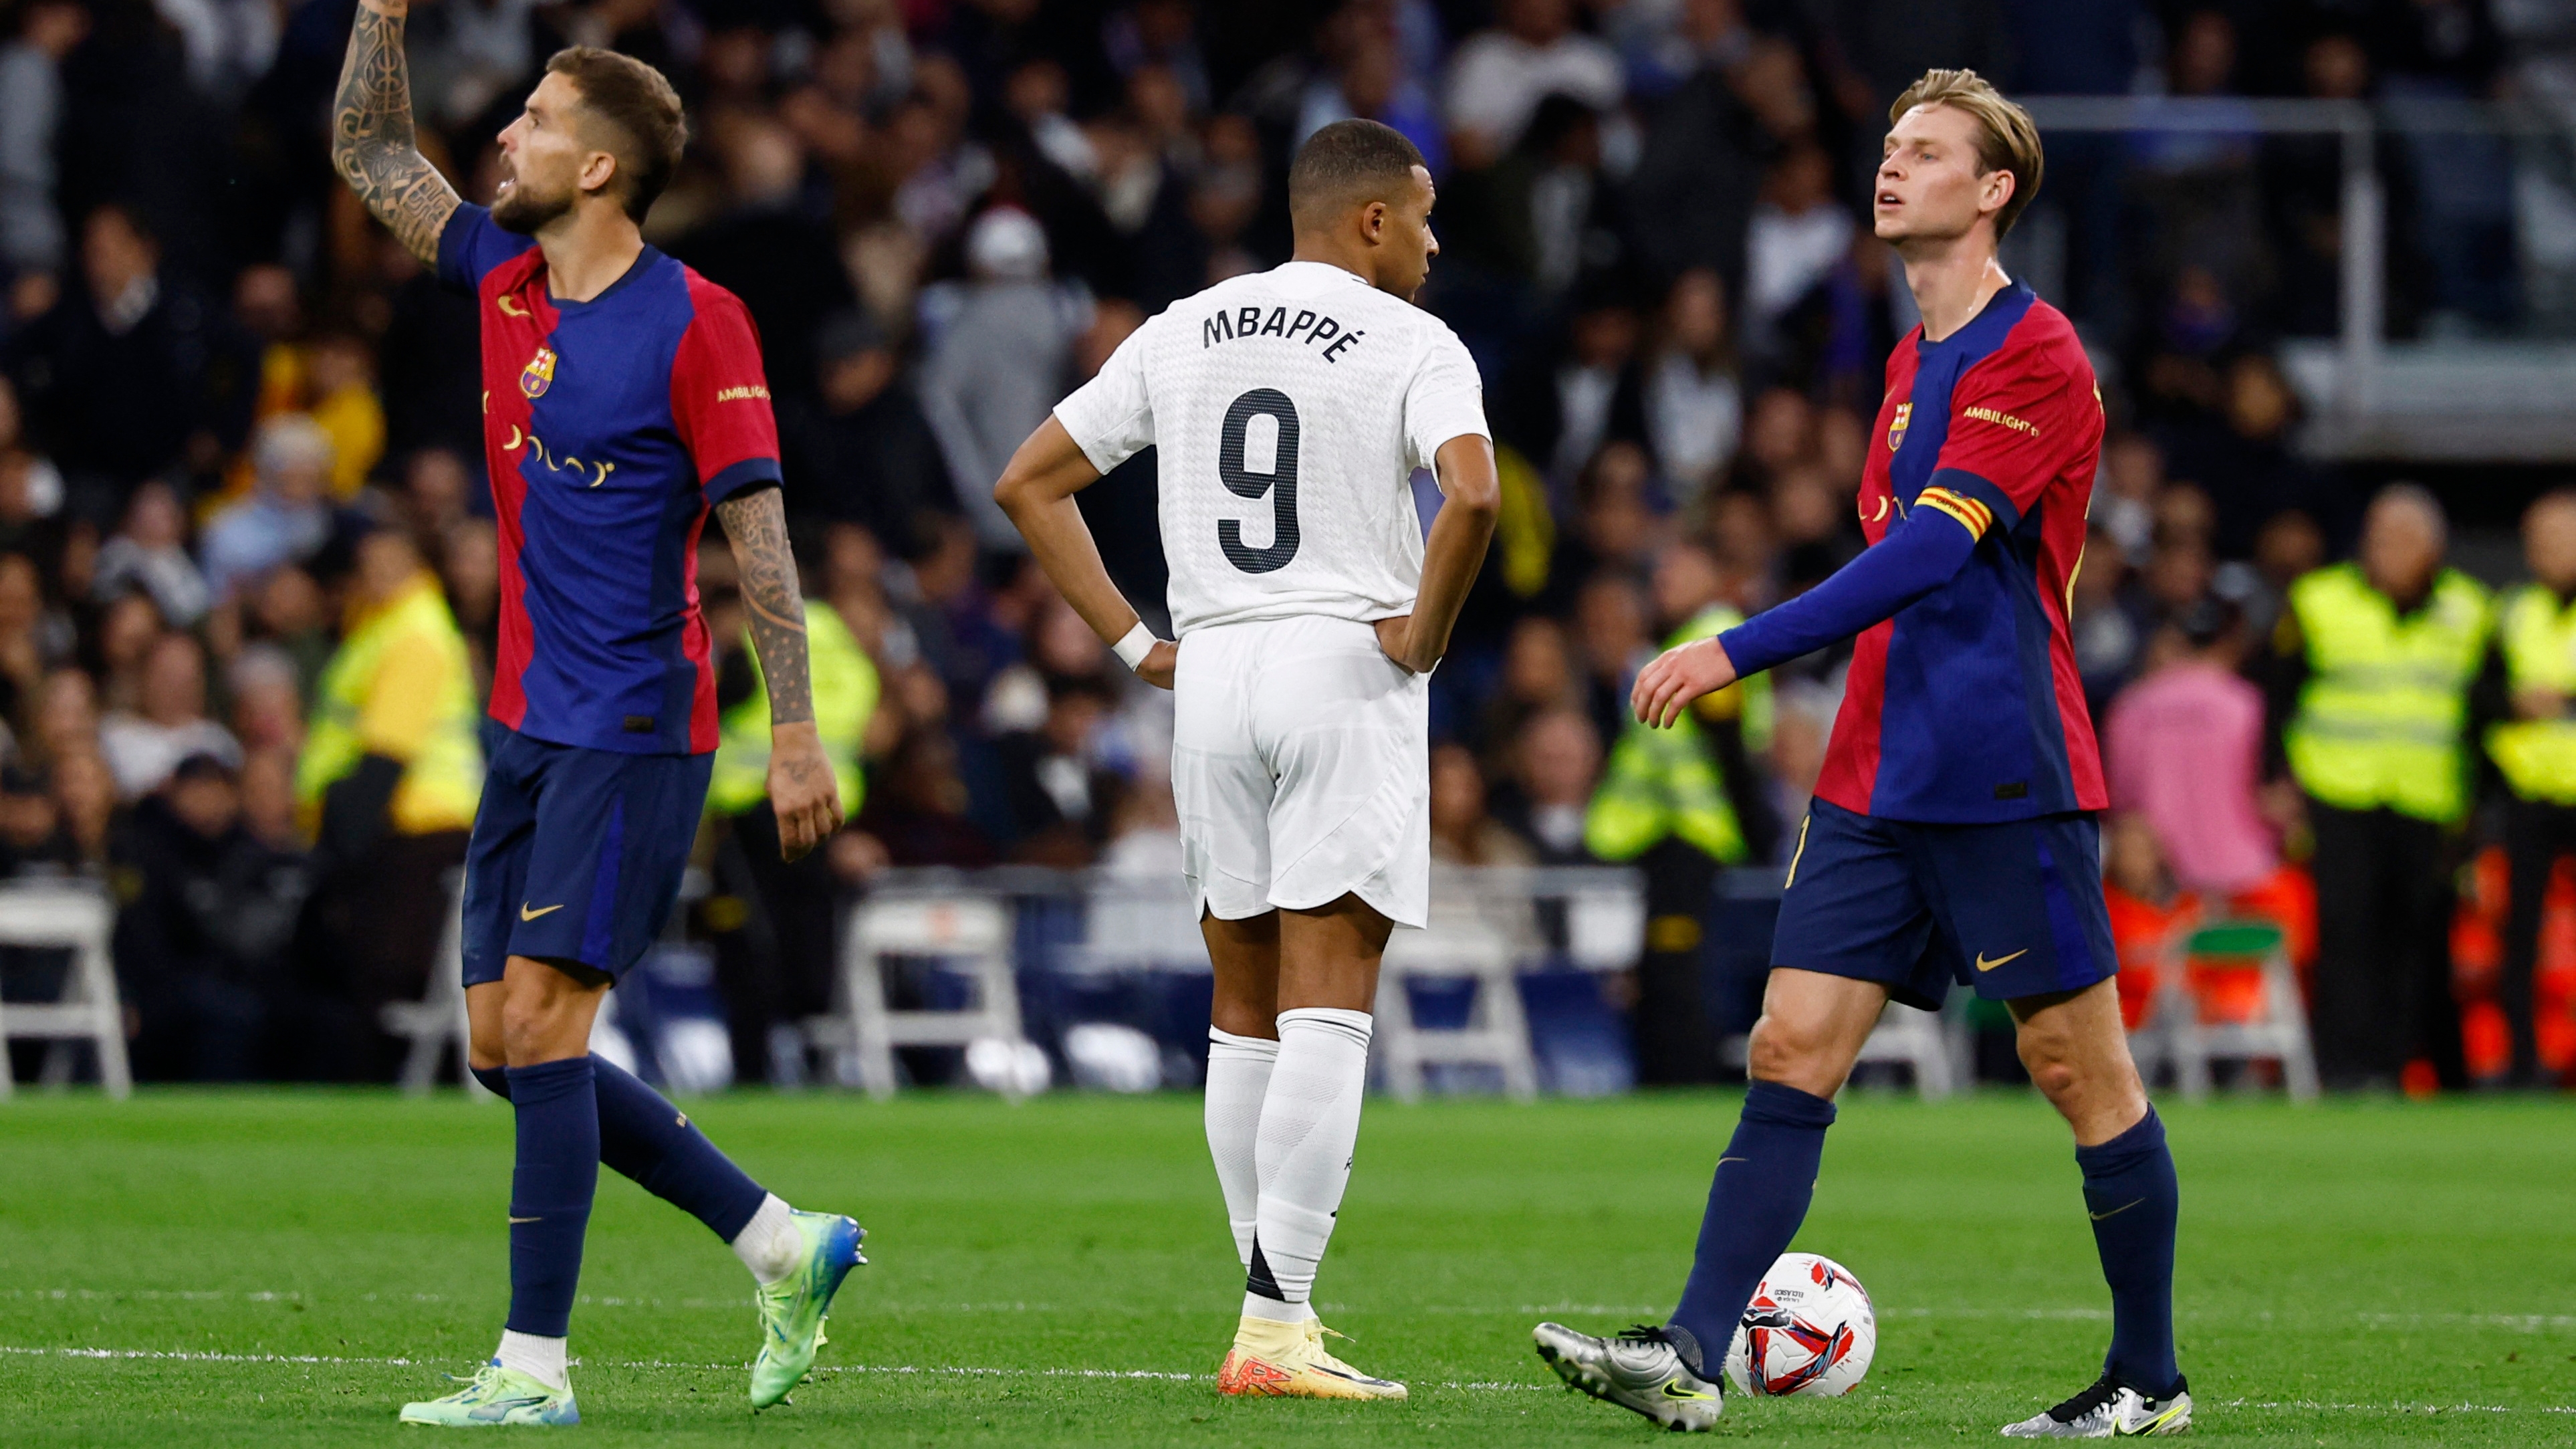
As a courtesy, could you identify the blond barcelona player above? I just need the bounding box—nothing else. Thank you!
[1534,71,2190,1438]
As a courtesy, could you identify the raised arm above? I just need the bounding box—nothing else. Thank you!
[713,485,844,859]
[330,0,461,267]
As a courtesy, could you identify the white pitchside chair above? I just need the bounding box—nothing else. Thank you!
[0,879,131,1099]
[1065,872,1207,975]
[383,871,485,1097]
[1850,994,1968,1099]
[2141,917,2319,1101]
[1373,868,1542,1101]
[818,893,1033,1099]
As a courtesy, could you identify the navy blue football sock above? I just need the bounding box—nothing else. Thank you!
[503,1056,599,1339]
[1667,1080,1837,1375]
[472,1058,766,1241]
[590,1053,768,1242]
[2077,1107,2181,1397]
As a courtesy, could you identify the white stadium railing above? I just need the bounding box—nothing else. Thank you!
[791,864,1649,1099]
[2016,93,2576,461]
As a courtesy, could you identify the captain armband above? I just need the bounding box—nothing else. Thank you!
[1915,485,1993,538]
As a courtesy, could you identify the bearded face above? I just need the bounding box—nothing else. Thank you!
[491,146,580,234]
[491,72,606,235]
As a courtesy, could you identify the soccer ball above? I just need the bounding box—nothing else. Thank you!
[1721,1252,1877,1397]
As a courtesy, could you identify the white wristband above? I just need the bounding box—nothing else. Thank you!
[1111,622,1158,671]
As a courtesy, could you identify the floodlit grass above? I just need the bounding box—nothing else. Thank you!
[1,1087,2571,1445]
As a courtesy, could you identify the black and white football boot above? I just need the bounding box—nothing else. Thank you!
[1998,1371,2193,1438]
[1531,1321,1722,1432]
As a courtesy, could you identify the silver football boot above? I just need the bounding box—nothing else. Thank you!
[1532,1321,1722,1432]
[1999,1373,2193,1438]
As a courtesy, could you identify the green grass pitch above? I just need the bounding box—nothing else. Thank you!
[2,1089,2571,1446]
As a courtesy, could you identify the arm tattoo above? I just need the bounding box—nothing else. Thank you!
[330,0,460,267]
[714,488,814,728]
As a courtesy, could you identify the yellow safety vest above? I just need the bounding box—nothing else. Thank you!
[296,572,483,835]
[706,598,876,818]
[2285,563,2491,824]
[2486,584,2576,804]
[1585,605,1772,864]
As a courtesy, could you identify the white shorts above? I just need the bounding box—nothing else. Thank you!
[1171,615,1431,929]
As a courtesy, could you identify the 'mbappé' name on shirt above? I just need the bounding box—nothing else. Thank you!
[1202,304,1365,362]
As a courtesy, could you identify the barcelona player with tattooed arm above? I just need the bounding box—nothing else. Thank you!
[1533,71,2192,1438]
[332,3,860,1426]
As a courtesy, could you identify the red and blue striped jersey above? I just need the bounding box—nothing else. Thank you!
[439,205,781,756]
[1815,280,2107,822]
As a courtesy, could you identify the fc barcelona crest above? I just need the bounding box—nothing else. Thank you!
[1887,401,1911,451]
[520,347,558,399]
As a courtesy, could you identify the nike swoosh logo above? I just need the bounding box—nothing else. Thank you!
[1661,1381,1716,1400]
[520,903,565,921]
[2117,1401,2188,1435]
[1716,1156,1747,1168]
[2089,1198,2145,1222]
[508,1215,541,1224]
[1976,948,2030,972]
[497,296,529,317]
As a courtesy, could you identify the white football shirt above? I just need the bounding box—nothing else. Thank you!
[1053,261,1490,637]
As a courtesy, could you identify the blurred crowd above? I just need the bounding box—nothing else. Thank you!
[0,0,2571,1089]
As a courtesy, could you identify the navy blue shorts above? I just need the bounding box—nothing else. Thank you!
[1769,798,2117,1010]
[461,728,713,986]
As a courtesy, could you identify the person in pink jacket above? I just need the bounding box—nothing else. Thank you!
[2103,598,2286,895]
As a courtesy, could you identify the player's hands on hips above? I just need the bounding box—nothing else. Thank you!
[768,721,844,862]
[1632,637,1738,729]
[1374,615,1437,675]
[1138,639,1177,690]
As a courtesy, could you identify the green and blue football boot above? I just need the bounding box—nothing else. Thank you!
[749,1210,866,1410]
[398,1361,579,1427]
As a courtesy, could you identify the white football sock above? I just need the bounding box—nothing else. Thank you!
[1204,1026,1280,1270]
[729,1193,801,1285]
[495,1329,567,1391]
[1240,1291,1312,1325]
[1247,1007,1373,1314]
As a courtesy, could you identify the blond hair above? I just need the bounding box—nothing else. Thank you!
[1889,68,2042,238]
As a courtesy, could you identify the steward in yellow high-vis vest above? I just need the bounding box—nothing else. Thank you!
[1585,601,1777,1085]
[707,598,876,820]
[2282,562,2490,826]
[704,594,876,1087]
[1587,603,1772,865]
[2488,581,2576,805]
[2270,487,2483,1090]
[2482,489,2576,1085]
[296,544,483,839]
[293,530,482,1068]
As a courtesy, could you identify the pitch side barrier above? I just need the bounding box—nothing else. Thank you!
[806,864,1652,1098]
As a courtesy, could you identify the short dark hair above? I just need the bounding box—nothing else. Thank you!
[1287,119,1426,231]
[546,47,688,223]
